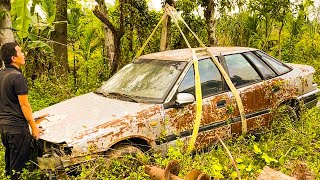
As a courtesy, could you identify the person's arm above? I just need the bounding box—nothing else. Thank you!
[18,94,40,139]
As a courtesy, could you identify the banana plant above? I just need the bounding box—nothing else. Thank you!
[11,0,31,39]
[39,0,56,24]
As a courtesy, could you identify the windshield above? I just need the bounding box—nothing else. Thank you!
[97,59,186,103]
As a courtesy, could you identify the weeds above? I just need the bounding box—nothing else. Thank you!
[0,82,319,179]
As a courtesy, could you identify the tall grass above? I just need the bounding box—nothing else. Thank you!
[0,106,318,179]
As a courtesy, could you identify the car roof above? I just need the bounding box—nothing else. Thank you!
[137,46,258,61]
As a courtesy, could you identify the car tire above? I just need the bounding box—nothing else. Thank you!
[105,144,146,177]
[274,104,298,122]
[107,144,145,160]
[254,104,297,139]
[278,104,299,122]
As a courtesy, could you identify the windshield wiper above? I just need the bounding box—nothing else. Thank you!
[94,91,108,97]
[107,92,139,103]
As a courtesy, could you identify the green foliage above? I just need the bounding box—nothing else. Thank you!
[226,104,235,114]
[12,0,31,39]
[1,0,320,178]
[1,72,320,179]
[11,106,315,179]
[0,10,6,19]
[28,77,75,111]
[6,0,319,85]
[40,0,56,24]
[28,41,53,53]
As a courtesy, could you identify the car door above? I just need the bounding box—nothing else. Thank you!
[160,58,236,150]
[222,53,277,134]
[242,51,278,110]
[252,51,294,107]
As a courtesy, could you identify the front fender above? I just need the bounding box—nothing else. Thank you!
[68,105,164,157]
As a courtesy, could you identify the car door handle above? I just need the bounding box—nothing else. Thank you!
[217,100,226,108]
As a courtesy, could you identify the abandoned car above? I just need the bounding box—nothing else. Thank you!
[34,47,319,169]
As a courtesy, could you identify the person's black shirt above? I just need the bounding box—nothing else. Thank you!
[0,65,28,127]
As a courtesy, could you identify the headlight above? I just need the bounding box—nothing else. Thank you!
[38,140,73,158]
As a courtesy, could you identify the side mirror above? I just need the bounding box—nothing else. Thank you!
[176,93,195,105]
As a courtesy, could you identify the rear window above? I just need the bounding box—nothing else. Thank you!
[243,52,277,79]
[255,51,291,75]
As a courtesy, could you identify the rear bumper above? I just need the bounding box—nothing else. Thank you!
[298,88,320,109]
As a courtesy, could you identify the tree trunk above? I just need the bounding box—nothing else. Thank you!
[278,21,284,61]
[0,0,15,46]
[104,27,115,70]
[51,0,68,74]
[128,0,133,59]
[112,35,121,75]
[266,17,268,41]
[97,1,115,71]
[73,44,77,90]
[160,0,174,51]
[204,0,217,46]
[93,0,125,76]
[160,15,170,51]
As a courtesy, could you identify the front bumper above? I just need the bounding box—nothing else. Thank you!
[37,155,98,170]
[298,88,320,109]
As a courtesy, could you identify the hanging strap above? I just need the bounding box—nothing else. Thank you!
[206,51,247,133]
[133,4,247,153]
[165,6,204,153]
[166,5,248,152]
[135,13,168,59]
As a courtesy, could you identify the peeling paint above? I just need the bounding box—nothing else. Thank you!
[36,49,319,170]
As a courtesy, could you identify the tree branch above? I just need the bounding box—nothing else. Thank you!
[93,5,117,36]
[0,0,11,9]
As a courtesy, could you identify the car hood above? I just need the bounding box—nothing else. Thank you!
[33,92,155,144]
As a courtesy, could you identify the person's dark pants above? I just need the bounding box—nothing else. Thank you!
[0,124,32,180]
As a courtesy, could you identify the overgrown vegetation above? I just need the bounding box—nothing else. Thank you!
[0,107,318,179]
[2,0,320,84]
[77,107,320,179]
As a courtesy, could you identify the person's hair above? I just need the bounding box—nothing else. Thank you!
[0,42,19,65]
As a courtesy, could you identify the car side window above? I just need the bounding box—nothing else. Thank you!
[178,65,195,96]
[224,54,262,87]
[255,51,290,75]
[243,52,277,79]
[178,58,223,97]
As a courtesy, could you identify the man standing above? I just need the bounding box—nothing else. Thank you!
[0,42,40,179]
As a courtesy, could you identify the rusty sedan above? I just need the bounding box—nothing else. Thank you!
[34,47,319,169]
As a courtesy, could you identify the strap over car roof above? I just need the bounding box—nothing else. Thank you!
[134,4,247,153]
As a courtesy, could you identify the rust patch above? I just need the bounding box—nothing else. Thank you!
[237,78,299,117]
[165,93,233,132]
[72,105,161,142]
[231,114,271,134]
[202,93,231,125]
[265,80,299,108]
[166,104,196,132]
[193,125,231,150]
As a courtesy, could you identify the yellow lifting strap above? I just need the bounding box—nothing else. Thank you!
[134,4,247,153]
[135,13,168,59]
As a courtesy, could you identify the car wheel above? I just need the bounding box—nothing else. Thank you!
[270,104,299,134]
[273,104,298,122]
[105,144,146,177]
